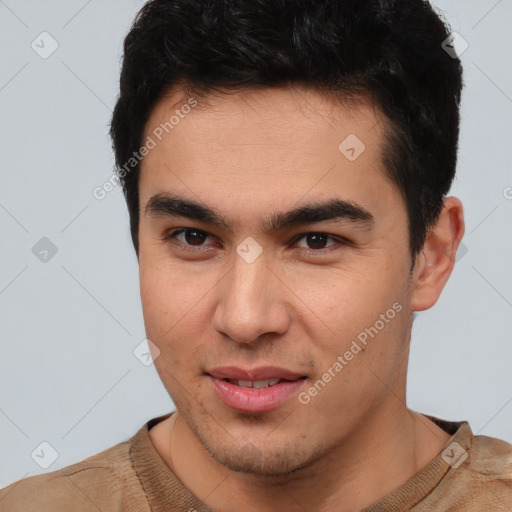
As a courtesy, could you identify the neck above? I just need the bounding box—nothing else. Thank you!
[150,401,451,512]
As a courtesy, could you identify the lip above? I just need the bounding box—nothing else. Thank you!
[207,366,307,413]
[207,366,304,381]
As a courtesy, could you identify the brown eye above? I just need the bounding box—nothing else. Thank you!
[293,232,345,252]
[181,229,208,245]
[302,233,330,250]
[163,228,215,247]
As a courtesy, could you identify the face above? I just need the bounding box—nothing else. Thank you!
[138,85,416,476]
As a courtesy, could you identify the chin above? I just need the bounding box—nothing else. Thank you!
[199,432,318,477]
[177,399,327,477]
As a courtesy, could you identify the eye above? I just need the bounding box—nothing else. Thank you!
[161,228,218,250]
[161,228,348,254]
[291,232,348,253]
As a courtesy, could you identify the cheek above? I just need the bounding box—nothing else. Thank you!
[300,266,401,340]
[140,257,193,330]
[139,259,214,368]
[297,272,409,402]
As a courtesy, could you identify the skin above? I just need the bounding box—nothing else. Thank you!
[137,84,465,511]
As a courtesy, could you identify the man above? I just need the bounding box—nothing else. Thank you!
[1,0,511,510]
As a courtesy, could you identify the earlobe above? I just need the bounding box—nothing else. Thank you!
[410,196,465,312]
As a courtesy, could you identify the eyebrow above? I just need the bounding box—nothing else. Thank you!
[145,193,374,233]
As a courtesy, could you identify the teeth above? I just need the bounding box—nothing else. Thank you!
[228,379,281,388]
[254,379,280,388]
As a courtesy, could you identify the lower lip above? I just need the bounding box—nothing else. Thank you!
[209,376,306,413]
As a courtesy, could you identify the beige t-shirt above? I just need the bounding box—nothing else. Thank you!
[1,412,511,511]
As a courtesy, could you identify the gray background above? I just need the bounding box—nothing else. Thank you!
[1,0,511,488]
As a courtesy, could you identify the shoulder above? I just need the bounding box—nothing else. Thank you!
[431,432,512,511]
[0,436,150,512]
[467,432,512,481]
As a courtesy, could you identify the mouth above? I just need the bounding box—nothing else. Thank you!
[206,367,308,413]
[221,377,306,388]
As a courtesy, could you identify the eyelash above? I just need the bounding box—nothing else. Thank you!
[160,228,349,255]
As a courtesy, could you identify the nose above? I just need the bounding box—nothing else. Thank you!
[212,250,290,345]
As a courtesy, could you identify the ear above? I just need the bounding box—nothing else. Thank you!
[410,196,465,311]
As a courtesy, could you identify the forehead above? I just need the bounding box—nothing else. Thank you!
[145,84,383,140]
[138,85,403,230]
